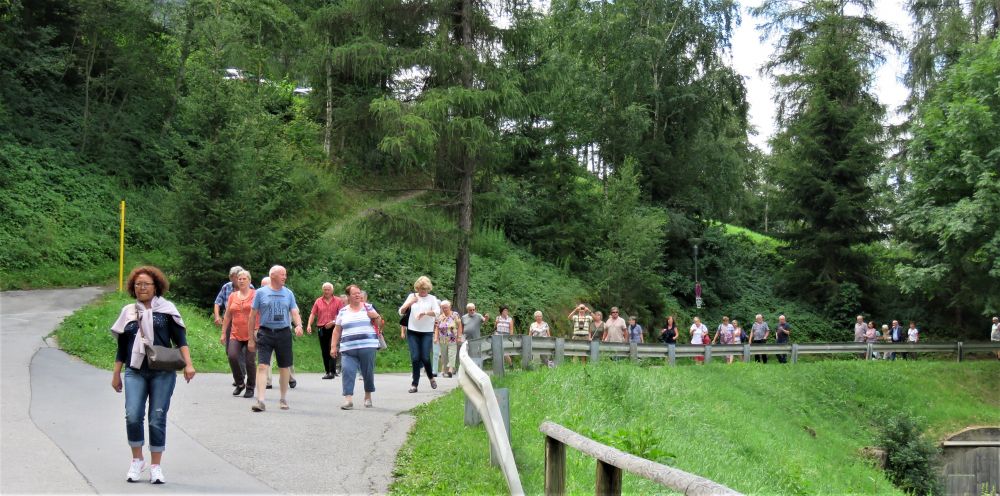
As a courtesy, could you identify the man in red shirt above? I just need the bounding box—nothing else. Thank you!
[307,282,344,379]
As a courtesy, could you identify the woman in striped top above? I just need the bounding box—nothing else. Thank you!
[330,285,380,410]
[494,306,514,367]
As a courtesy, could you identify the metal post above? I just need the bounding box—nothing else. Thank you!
[521,335,533,369]
[544,436,566,496]
[554,338,565,366]
[492,334,504,377]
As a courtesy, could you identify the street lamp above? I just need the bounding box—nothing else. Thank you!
[691,238,702,308]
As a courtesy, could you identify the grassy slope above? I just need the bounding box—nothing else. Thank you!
[390,361,1000,495]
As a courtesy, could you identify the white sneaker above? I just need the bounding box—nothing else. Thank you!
[150,464,165,484]
[126,459,145,482]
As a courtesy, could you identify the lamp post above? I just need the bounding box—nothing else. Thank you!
[692,238,702,308]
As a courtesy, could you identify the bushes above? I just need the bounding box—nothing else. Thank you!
[877,414,943,496]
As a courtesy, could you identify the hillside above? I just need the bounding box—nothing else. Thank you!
[391,361,1000,494]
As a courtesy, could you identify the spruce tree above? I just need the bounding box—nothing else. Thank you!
[755,0,900,317]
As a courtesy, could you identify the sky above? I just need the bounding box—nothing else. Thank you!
[730,0,914,150]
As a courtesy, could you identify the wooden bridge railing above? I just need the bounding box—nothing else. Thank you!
[539,421,741,496]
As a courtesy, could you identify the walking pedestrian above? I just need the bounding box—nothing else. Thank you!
[660,316,678,345]
[908,321,920,360]
[775,315,791,364]
[991,317,999,360]
[399,276,440,393]
[603,307,628,343]
[307,282,344,379]
[331,285,381,409]
[530,311,552,367]
[750,314,770,364]
[248,266,303,412]
[627,316,644,344]
[712,316,735,364]
[219,270,256,398]
[461,303,489,342]
[435,301,462,378]
[494,306,515,367]
[690,317,708,364]
[258,276,296,389]
[111,266,195,484]
[214,266,250,388]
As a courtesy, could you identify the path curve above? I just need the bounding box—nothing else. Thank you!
[1,288,458,494]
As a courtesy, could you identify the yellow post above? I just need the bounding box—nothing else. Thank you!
[118,200,125,292]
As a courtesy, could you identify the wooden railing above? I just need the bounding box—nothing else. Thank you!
[539,421,741,496]
[464,335,1000,374]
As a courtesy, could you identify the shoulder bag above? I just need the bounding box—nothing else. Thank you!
[137,304,187,371]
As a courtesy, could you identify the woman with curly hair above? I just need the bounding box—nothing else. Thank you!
[110,266,196,484]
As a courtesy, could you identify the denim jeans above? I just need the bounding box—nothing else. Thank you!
[341,348,376,396]
[432,342,441,375]
[124,367,177,452]
[406,331,434,386]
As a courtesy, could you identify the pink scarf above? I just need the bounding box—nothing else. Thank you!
[110,296,185,369]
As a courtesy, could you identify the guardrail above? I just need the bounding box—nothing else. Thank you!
[457,341,523,495]
[539,421,741,496]
[464,335,1000,371]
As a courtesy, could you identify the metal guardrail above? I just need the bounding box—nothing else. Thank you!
[465,336,1000,369]
[457,341,523,495]
[539,421,741,496]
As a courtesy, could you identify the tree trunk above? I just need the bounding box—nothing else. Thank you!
[163,8,195,134]
[324,56,333,163]
[453,0,475,311]
[80,35,98,154]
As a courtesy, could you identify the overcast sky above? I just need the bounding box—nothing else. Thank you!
[730,0,913,150]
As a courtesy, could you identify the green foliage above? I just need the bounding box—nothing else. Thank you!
[897,37,1000,319]
[877,414,943,496]
[392,361,1000,495]
[755,0,901,320]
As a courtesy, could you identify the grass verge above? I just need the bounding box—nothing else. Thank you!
[54,292,411,373]
[390,360,1000,495]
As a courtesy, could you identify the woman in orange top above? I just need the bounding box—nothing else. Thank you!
[221,270,257,398]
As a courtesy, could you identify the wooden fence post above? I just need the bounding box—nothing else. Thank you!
[522,335,533,369]
[742,344,750,363]
[544,436,566,496]
[492,334,504,377]
[668,344,676,366]
[956,341,963,362]
[704,345,712,365]
[589,340,600,363]
[629,343,638,362]
[791,344,799,364]
[554,338,565,366]
[470,340,482,358]
[865,343,873,361]
[595,460,623,496]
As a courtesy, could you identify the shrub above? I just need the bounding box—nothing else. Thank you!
[876,413,942,496]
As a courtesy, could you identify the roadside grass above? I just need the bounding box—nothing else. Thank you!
[54,292,411,373]
[0,251,176,291]
[390,360,1000,495]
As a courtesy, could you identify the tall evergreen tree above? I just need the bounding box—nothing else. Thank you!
[755,0,900,318]
[372,0,527,310]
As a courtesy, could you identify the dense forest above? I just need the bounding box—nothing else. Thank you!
[1,0,997,339]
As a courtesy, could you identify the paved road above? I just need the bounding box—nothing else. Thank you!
[1,288,458,494]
